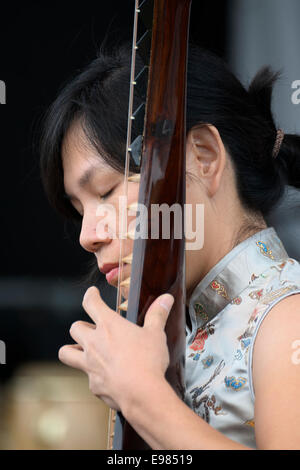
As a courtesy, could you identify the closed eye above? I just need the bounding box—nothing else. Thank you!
[69,187,116,218]
[100,188,115,200]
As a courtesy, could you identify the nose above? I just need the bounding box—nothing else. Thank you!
[79,212,112,253]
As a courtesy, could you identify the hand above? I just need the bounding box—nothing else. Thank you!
[58,286,174,412]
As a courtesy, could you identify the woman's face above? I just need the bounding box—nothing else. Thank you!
[62,121,207,300]
[62,122,138,299]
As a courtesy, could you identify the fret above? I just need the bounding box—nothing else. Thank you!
[135,30,152,65]
[129,134,143,166]
[134,66,149,100]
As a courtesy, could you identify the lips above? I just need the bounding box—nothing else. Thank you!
[99,263,119,275]
[99,262,130,285]
[105,266,120,283]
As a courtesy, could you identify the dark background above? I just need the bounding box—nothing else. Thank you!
[0,1,228,380]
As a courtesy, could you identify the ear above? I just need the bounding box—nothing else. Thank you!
[186,124,227,197]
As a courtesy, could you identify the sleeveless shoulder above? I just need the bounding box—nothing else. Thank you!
[184,227,300,449]
[247,257,300,401]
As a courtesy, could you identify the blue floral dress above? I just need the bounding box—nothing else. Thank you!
[185,226,300,448]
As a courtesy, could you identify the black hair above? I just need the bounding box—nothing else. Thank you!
[39,43,300,284]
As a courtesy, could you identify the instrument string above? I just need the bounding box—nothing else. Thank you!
[107,0,140,451]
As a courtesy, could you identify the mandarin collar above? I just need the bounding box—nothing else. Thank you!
[188,227,288,330]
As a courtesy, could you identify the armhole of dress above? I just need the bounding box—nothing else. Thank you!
[248,288,300,403]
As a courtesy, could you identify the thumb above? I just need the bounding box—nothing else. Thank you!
[143,294,174,330]
[82,285,115,324]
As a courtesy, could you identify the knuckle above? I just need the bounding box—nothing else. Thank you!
[83,341,96,362]
[69,320,82,335]
[88,375,99,395]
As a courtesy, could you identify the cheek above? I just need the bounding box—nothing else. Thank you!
[127,183,140,204]
[186,181,201,205]
[95,205,118,239]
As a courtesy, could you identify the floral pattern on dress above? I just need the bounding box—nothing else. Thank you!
[210,280,230,300]
[224,376,247,391]
[256,241,274,260]
[193,394,226,423]
[189,323,215,354]
[194,302,209,324]
[190,360,226,407]
[231,296,242,305]
[244,419,255,427]
[260,285,299,305]
[249,289,264,300]
[202,355,214,368]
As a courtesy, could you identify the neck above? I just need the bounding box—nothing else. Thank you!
[186,210,267,303]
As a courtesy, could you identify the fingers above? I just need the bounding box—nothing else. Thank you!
[69,320,95,347]
[58,344,85,370]
[70,343,84,351]
[143,294,174,330]
[82,286,116,325]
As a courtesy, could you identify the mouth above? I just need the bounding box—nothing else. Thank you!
[99,262,130,285]
[99,263,119,275]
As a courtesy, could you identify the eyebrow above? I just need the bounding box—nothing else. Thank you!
[64,164,101,200]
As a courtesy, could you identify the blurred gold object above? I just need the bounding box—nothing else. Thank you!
[0,362,110,450]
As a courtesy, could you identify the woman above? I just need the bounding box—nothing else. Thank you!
[40,44,300,449]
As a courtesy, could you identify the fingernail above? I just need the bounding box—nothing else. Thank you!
[159,294,174,312]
